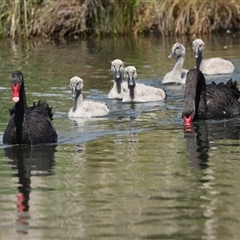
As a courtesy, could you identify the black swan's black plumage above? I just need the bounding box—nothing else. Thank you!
[3,71,58,145]
[183,69,240,124]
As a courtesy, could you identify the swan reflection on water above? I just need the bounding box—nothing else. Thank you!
[4,145,57,235]
[184,118,240,169]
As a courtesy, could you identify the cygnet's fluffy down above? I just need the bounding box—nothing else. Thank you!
[192,38,234,75]
[68,76,109,118]
[108,59,128,99]
[162,43,188,84]
[122,66,166,102]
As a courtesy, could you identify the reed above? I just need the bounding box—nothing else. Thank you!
[156,0,240,35]
[0,0,239,38]
[0,0,38,37]
[29,0,152,37]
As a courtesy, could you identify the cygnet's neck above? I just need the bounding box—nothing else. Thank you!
[114,80,123,94]
[114,75,123,94]
[73,89,84,112]
[173,55,185,73]
[128,78,136,101]
[195,51,203,70]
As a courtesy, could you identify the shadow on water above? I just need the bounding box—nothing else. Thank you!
[3,145,57,235]
[184,118,240,169]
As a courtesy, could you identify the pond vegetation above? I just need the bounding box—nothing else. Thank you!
[0,0,240,38]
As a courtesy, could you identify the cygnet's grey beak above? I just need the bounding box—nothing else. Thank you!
[168,51,174,58]
[71,88,76,98]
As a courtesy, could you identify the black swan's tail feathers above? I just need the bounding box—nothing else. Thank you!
[8,100,54,120]
[226,79,240,99]
[30,100,54,120]
[210,81,217,86]
[209,79,240,100]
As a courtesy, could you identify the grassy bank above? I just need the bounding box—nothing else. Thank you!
[0,0,240,38]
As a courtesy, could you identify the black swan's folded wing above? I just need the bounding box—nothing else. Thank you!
[26,103,58,145]
[206,80,240,118]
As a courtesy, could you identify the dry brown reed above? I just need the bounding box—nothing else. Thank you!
[29,0,154,37]
[0,0,38,37]
[156,0,240,35]
[0,0,239,38]
[29,0,88,37]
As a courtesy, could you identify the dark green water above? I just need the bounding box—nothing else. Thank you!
[0,34,240,239]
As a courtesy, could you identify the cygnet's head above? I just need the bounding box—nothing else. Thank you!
[192,39,205,58]
[70,76,84,98]
[168,43,186,58]
[111,59,124,80]
[124,66,137,81]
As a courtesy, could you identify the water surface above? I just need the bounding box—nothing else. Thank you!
[0,34,240,239]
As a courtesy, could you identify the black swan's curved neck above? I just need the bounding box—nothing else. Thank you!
[195,74,206,118]
[15,79,27,144]
[183,69,207,120]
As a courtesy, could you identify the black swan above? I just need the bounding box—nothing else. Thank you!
[3,71,58,145]
[192,39,234,75]
[183,69,240,125]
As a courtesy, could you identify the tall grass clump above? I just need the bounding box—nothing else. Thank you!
[0,0,240,38]
[91,0,154,36]
[29,0,153,37]
[156,0,240,35]
[0,0,39,37]
[29,0,91,37]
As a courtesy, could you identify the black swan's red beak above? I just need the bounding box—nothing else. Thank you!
[11,83,20,103]
[183,115,193,132]
[183,115,193,125]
